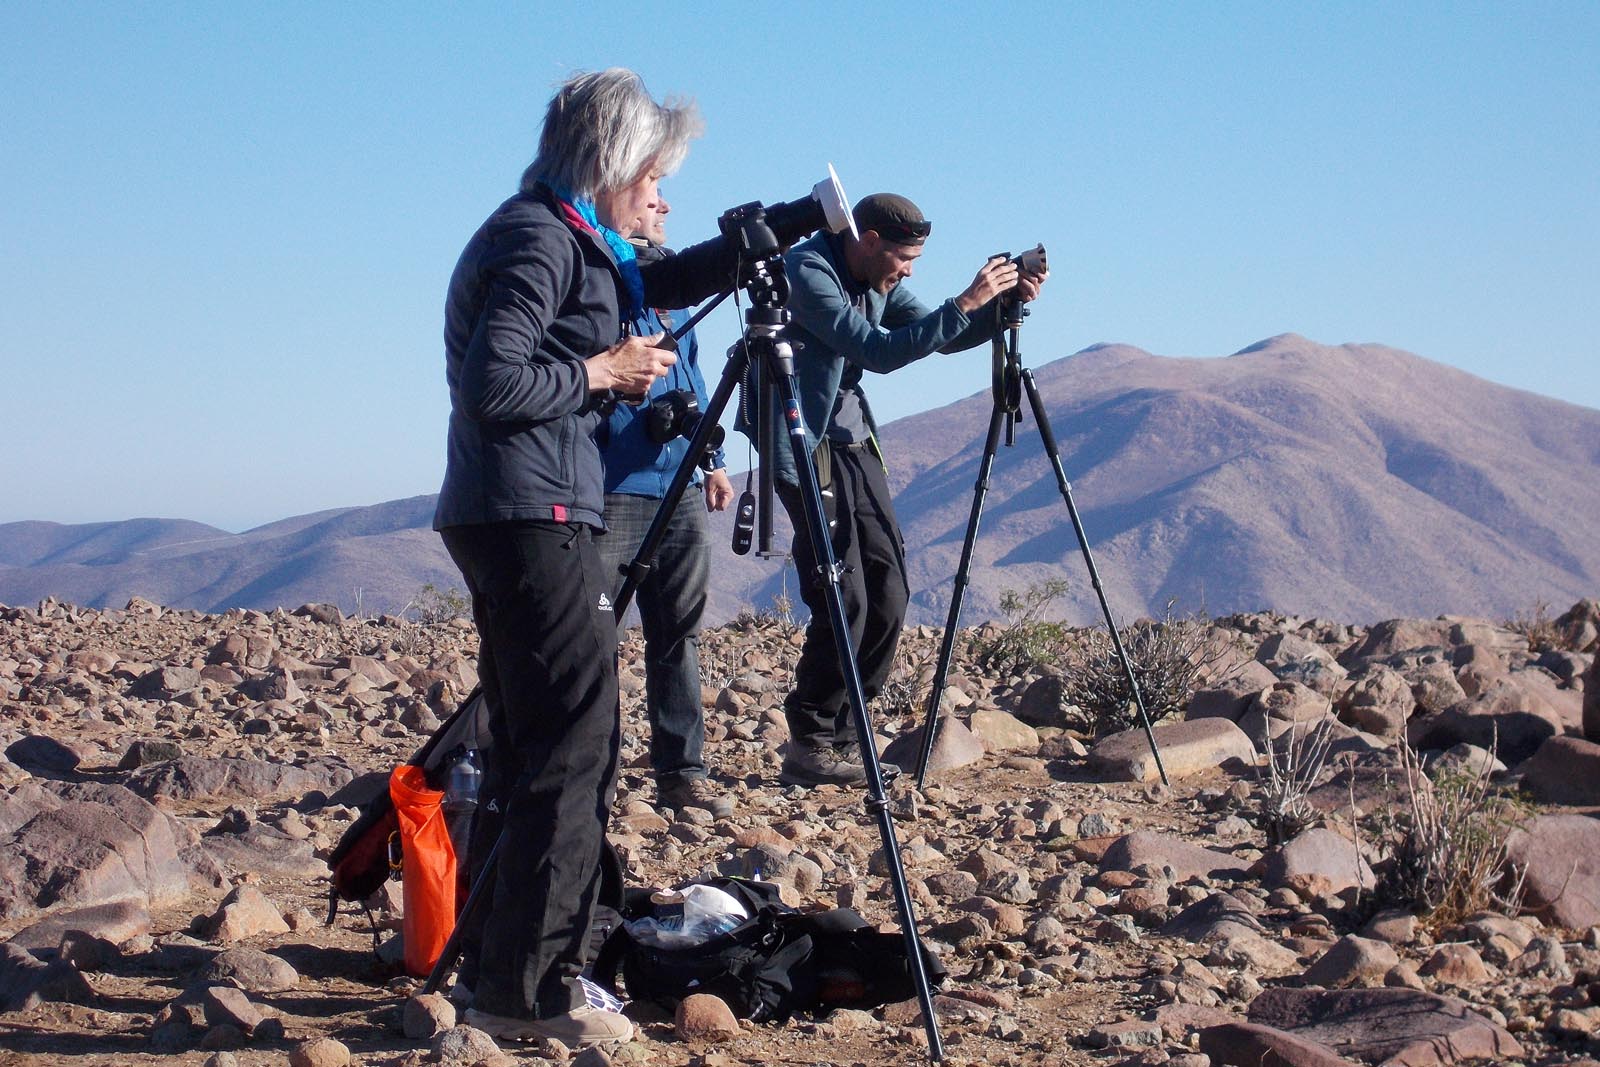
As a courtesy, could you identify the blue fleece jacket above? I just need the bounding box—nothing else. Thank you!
[598,292,727,497]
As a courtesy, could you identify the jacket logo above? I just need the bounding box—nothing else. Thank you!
[597,593,613,613]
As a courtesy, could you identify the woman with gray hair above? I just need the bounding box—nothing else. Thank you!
[432,67,732,1047]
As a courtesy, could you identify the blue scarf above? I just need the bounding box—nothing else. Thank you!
[554,187,645,319]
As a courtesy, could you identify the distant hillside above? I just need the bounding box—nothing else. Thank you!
[2,335,1596,625]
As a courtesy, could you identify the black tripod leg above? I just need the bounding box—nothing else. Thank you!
[771,367,945,1061]
[1021,369,1169,786]
[913,403,1007,788]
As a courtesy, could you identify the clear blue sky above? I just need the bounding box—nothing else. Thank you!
[3,2,1595,532]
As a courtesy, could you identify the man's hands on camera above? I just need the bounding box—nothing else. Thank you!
[954,254,1048,314]
[587,331,676,401]
[955,257,1021,314]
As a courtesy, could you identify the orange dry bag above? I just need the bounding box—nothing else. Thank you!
[390,764,457,976]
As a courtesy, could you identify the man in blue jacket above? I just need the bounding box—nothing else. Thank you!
[771,193,1046,786]
[598,198,736,816]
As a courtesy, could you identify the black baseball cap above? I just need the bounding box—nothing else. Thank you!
[853,193,931,246]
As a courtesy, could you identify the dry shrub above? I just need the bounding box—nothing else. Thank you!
[1061,602,1226,737]
[1256,712,1338,846]
[1372,739,1527,926]
[1504,598,1563,653]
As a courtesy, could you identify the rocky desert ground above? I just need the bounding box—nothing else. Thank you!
[2,593,1599,1067]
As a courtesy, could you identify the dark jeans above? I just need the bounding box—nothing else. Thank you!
[776,442,909,750]
[441,521,619,1019]
[595,491,709,786]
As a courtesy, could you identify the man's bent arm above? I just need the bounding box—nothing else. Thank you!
[786,256,975,375]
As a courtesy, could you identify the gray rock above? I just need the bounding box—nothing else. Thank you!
[5,735,88,775]
[5,900,151,952]
[1200,1021,1361,1066]
[196,947,298,993]
[881,715,985,776]
[1407,704,1558,767]
[117,738,185,770]
[126,755,354,803]
[1301,935,1400,989]
[1336,665,1414,738]
[1343,619,1455,663]
[1014,671,1067,728]
[432,1025,501,1065]
[1089,717,1256,783]
[1163,892,1264,944]
[0,941,94,1011]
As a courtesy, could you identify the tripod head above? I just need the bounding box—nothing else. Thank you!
[991,243,1046,435]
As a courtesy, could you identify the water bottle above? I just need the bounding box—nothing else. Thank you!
[441,749,481,866]
[625,885,747,948]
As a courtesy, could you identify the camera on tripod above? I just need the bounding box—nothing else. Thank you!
[717,164,857,263]
[998,243,1047,327]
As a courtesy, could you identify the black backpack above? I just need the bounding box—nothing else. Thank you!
[589,877,946,1023]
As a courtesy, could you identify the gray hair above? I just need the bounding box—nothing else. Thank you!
[521,68,701,200]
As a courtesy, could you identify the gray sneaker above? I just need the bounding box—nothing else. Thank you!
[464,1005,633,1047]
[779,744,867,786]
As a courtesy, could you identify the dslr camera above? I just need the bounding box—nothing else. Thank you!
[646,389,725,459]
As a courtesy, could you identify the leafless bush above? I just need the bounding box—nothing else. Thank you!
[1504,598,1563,653]
[1061,602,1227,737]
[877,640,940,722]
[1372,737,1527,927]
[403,583,471,627]
[1255,712,1337,845]
[971,578,1075,677]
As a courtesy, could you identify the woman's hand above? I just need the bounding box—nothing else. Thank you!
[586,332,676,399]
[703,469,734,512]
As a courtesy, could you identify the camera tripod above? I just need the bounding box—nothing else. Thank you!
[911,296,1169,789]
[428,218,948,1061]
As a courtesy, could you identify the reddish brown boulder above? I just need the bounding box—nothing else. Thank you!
[1518,736,1600,805]
[1261,828,1374,901]
[1099,831,1251,883]
[675,993,740,1042]
[1505,814,1600,930]
[1199,1021,1361,1066]
[1247,986,1521,1065]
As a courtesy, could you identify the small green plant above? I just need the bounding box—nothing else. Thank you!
[1061,602,1222,737]
[1372,739,1528,927]
[972,578,1075,676]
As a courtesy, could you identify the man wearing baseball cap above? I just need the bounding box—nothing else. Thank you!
[766,193,1047,786]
